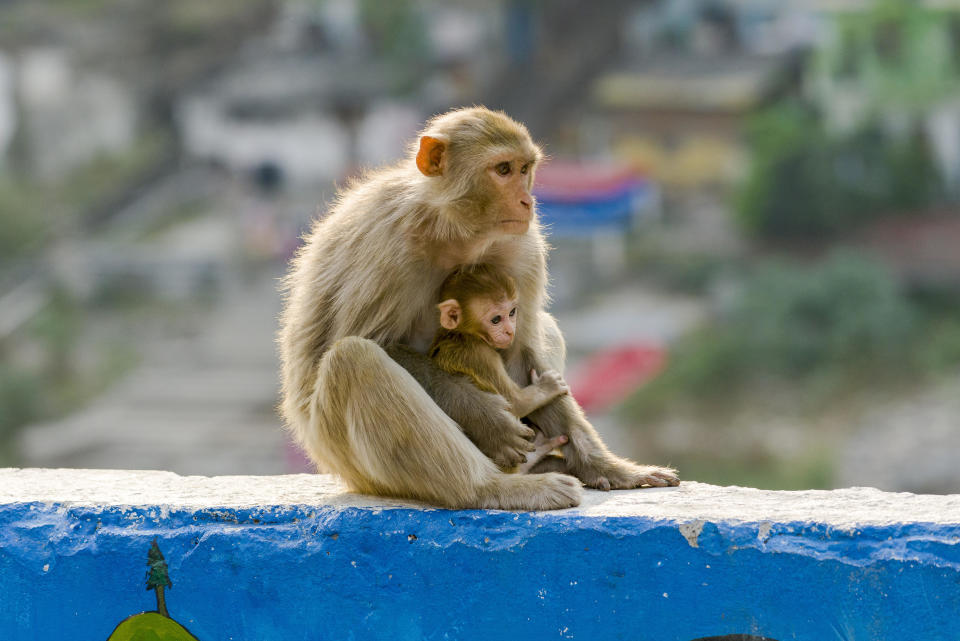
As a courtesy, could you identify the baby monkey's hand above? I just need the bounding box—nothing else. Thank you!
[530,368,570,399]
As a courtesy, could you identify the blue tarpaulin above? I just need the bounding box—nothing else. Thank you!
[534,163,653,236]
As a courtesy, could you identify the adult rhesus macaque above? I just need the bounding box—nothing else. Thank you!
[279,106,678,510]
[429,263,570,473]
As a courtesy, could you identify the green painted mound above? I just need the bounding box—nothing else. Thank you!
[106,612,199,641]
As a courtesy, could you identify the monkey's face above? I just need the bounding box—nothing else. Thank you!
[415,108,542,239]
[470,296,518,349]
[486,155,536,236]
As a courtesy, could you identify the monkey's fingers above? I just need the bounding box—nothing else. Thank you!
[493,444,528,468]
[519,438,538,452]
[644,467,680,487]
[509,433,538,454]
[530,369,540,384]
[513,441,539,465]
[630,466,680,488]
[516,423,537,441]
[642,476,673,487]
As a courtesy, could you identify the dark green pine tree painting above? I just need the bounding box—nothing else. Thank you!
[145,538,172,617]
[106,539,200,640]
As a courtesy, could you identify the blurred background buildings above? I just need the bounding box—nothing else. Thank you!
[2,0,959,493]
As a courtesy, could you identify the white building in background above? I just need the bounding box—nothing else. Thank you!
[175,55,422,185]
[177,86,352,183]
[17,48,137,179]
[175,0,508,186]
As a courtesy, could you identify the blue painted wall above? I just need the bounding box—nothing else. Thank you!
[2,499,959,640]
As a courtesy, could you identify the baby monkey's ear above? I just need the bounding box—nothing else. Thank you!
[437,299,462,330]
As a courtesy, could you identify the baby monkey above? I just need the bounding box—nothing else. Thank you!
[430,264,570,473]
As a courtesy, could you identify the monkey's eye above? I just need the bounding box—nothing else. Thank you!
[491,315,502,325]
[495,162,511,176]
[520,163,530,175]
[509,307,516,317]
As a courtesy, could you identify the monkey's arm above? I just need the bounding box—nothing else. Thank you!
[506,369,569,418]
[433,338,568,419]
[386,344,537,469]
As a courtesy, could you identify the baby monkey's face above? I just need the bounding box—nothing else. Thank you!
[469,296,518,349]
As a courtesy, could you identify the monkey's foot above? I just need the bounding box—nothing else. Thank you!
[478,472,582,511]
[579,461,679,491]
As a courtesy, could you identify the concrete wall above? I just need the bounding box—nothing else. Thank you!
[1,468,958,640]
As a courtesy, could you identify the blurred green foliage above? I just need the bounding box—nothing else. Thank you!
[0,179,46,264]
[0,134,169,273]
[58,133,169,213]
[0,366,41,461]
[0,288,140,462]
[29,287,81,381]
[818,1,960,109]
[672,449,835,491]
[0,289,80,459]
[734,251,915,372]
[620,251,960,421]
[358,0,430,92]
[627,249,740,295]
[735,102,941,238]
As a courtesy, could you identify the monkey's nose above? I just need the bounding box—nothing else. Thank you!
[520,196,532,209]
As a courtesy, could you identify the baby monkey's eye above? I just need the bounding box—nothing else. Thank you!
[509,308,517,317]
[495,162,511,176]
[520,163,530,175]
[490,315,502,325]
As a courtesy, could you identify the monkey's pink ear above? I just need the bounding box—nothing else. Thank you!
[437,299,461,329]
[416,136,446,177]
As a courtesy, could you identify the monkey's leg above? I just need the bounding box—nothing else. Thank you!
[309,337,582,510]
[526,454,569,474]
[521,314,679,491]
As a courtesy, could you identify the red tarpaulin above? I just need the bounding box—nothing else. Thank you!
[534,162,646,202]
[567,343,666,413]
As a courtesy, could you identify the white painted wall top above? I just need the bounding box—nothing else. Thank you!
[2,468,957,528]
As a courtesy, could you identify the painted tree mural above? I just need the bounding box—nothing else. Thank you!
[145,539,172,617]
[107,540,199,641]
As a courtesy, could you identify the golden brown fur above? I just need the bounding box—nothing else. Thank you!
[278,106,678,510]
[429,264,568,419]
[430,330,502,395]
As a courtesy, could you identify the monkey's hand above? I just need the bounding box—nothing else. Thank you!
[530,369,569,400]
[515,432,568,474]
[443,384,536,469]
[445,390,537,470]
[473,401,539,469]
[385,344,536,468]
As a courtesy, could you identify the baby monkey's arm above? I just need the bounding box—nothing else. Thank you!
[507,368,570,418]
[432,336,570,418]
